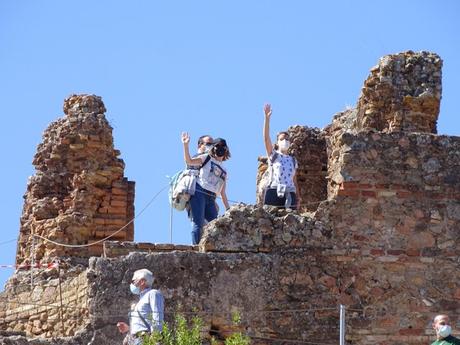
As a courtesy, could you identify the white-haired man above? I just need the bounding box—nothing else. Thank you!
[431,314,460,345]
[117,269,164,345]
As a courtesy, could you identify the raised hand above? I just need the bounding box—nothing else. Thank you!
[264,103,272,119]
[181,132,190,145]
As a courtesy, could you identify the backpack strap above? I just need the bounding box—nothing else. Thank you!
[269,151,278,163]
[136,310,151,332]
[201,155,211,168]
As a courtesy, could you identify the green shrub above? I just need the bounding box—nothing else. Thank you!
[224,312,250,345]
[143,311,250,345]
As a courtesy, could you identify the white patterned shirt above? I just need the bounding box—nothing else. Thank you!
[269,151,297,189]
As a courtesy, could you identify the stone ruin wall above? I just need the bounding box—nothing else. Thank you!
[0,267,88,338]
[256,51,443,208]
[2,199,457,344]
[355,51,442,133]
[0,51,459,345]
[16,94,135,266]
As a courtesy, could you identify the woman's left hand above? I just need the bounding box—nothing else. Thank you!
[181,132,190,145]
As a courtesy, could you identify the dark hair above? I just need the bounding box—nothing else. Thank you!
[197,135,212,148]
[276,131,289,140]
[273,131,290,150]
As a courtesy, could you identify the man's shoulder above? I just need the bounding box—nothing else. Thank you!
[147,289,164,297]
[449,335,460,344]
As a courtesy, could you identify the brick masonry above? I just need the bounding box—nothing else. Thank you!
[15,94,135,266]
[0,266,88,338]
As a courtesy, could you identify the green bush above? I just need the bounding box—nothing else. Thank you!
[143,311,250,345]
[224,312,250,345]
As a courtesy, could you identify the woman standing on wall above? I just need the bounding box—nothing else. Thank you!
[262,103,300,209]
[181,132,230,245]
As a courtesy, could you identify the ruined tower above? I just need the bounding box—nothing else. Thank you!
[15,94,135,266]
[1,52,458,345]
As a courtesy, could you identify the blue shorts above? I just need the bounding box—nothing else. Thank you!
[264,188,297,209]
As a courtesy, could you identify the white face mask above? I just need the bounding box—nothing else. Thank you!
[438,325,452,338]
[203,143,213,153]
[278,139,290,152]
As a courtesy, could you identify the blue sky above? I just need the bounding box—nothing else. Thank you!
[0,0,459,289]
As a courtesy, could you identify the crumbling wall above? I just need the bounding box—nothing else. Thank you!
[256,51,443,210]
[0,266,88,338]
[1,51,459,345]
[327,131,460,200]
[103,241,198,257]
[355,50,442,133]
[16,94,135,266]
[19,202,455,345]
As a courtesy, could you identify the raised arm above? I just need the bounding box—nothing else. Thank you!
[263,104,273,156]
[182,132,203,166]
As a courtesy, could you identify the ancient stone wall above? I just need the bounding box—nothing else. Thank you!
[1,51,459,345]
[103,241,198,258]
[4,202,454,344]
[327,131,460,200]
[256,51,443,210]
[355,51,442,133]
[16,95,135,266]
[0,266,88,338]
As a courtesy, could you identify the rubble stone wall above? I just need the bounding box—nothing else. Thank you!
[355,51,442,133]
[0,269,88,338]
[2,217,459,345]
[201,205,459,344]
[15,95,135,266]
[327,131,460,199]
[103,241,198,257]
[1,51,459,345]
[256,51,443,211]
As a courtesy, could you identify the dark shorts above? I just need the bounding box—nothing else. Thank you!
[264,188,297,210]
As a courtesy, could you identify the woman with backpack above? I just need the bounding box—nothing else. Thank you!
[262,103,301,209]
[181,132,230,245]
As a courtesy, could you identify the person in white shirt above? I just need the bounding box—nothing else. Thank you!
[262,103,300,209]
[117,269,164,345]
[181,133,230,244]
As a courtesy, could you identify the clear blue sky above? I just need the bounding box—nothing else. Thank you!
[0,0,459,289]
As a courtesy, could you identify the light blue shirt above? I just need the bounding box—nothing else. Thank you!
[129,288,164,335]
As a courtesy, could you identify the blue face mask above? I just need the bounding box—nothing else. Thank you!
[130,283,141,295]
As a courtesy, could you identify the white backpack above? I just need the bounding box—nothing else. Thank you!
[169,155,211,211]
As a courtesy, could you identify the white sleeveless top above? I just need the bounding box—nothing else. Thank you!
[197,154,227,194]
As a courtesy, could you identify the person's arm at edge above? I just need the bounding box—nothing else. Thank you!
[220,181,230,211]
[182,132,203,166]
[263,104,273,157]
